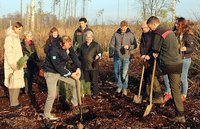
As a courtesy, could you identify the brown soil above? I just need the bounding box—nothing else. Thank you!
[0,53,199,129]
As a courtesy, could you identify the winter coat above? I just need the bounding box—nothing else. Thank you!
[73,26,93,52]
[178,33,195,59]
[109,28,137,59]
[21,40,39,69]
[140,31,154,55]
[4,26,25,89]
[79,41,102,70]
[44,36,61,54]
[152,25,183,74]
[43,40,81,76]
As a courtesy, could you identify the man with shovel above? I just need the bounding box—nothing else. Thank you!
[146,16,185,123]
[137,22,154,102]
[42,35,88,121]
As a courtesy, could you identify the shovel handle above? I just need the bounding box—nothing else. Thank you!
[138,65,145,98]
[76,79,82,105]
[149,59,157,104]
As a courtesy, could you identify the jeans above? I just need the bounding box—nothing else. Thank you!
[163,74,171,93]
[163,58,191,96]
[114,58,130,90]
[44,72,78,118]
[181,58,191,96]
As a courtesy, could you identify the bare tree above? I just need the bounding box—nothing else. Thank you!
[74,0,77,17]
[63,0,67,20]
[20,0,22,20]
[127,0,130,22]
[171,0,180,22]
[117,0,120,23]
[83,0,86,17]
[25,3,30,30]
[52,0,56,15]
[140,0,171,20]
[31,0,35,31]
[37,0,43,30]
[142,0,147,20]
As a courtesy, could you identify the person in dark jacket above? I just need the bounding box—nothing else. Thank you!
[163,17,195,102]
[79,31,102,99]
[44,27,60,54]
[139,22,156,99]
[109,20,137,96]
[73,17,93,53]
[21,31,39,94]
[147,16,185,123]
[43,35,87,120]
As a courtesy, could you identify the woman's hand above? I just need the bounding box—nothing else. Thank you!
[10,64,17,71]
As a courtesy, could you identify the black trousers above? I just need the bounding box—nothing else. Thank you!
[24,68,35,93]
[83,70,99,96]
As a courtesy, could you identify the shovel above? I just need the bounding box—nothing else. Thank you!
[143,59,156,117]
[75,79,83,122]
[74,69,83,122]
[133,65,145,103]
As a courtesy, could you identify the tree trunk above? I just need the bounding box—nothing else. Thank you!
[63,0,67,21]
[74,0,76,17]
[52,0,56,15]
[172,0,175,22]
[83,0,85,17]
[117,0,119,23]
[25,3,30,30]
[31,0,35,31]
[20,0,22,21]
[127,0,130,22]
[142,0,147,20]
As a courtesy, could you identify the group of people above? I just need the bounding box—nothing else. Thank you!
[4,17,102,121]
[3,16,194,123]
[136,16,194,123]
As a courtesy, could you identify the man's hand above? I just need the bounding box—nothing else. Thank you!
[76,68,81,79]
[153,53,159,58]
[71,72,79,80]
[180,46,187,52]
[95,55,100,60]
[141,55,146,59]
[24,64,27,69]
[144,55,150,60]
[124,45,129,50]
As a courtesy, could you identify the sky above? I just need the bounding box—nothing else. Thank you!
[0,0,200,24]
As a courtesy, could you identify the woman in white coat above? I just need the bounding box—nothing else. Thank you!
[4,22,25,108]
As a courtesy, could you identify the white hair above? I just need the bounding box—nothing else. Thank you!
[86,31,94,38]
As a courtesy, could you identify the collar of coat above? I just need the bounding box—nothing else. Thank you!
[154,25,173,39]
[77,25,91,33]
[116,28,131,34]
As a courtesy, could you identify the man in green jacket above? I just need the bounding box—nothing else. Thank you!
[147,16,185,123]
[73,17,93,53]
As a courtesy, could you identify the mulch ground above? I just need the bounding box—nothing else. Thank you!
[0,53,199,129]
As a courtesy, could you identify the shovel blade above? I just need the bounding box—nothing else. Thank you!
[143,104,153,117]
[133,95,142,103]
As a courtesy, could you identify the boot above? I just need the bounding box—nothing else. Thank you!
[72,106,89,115]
